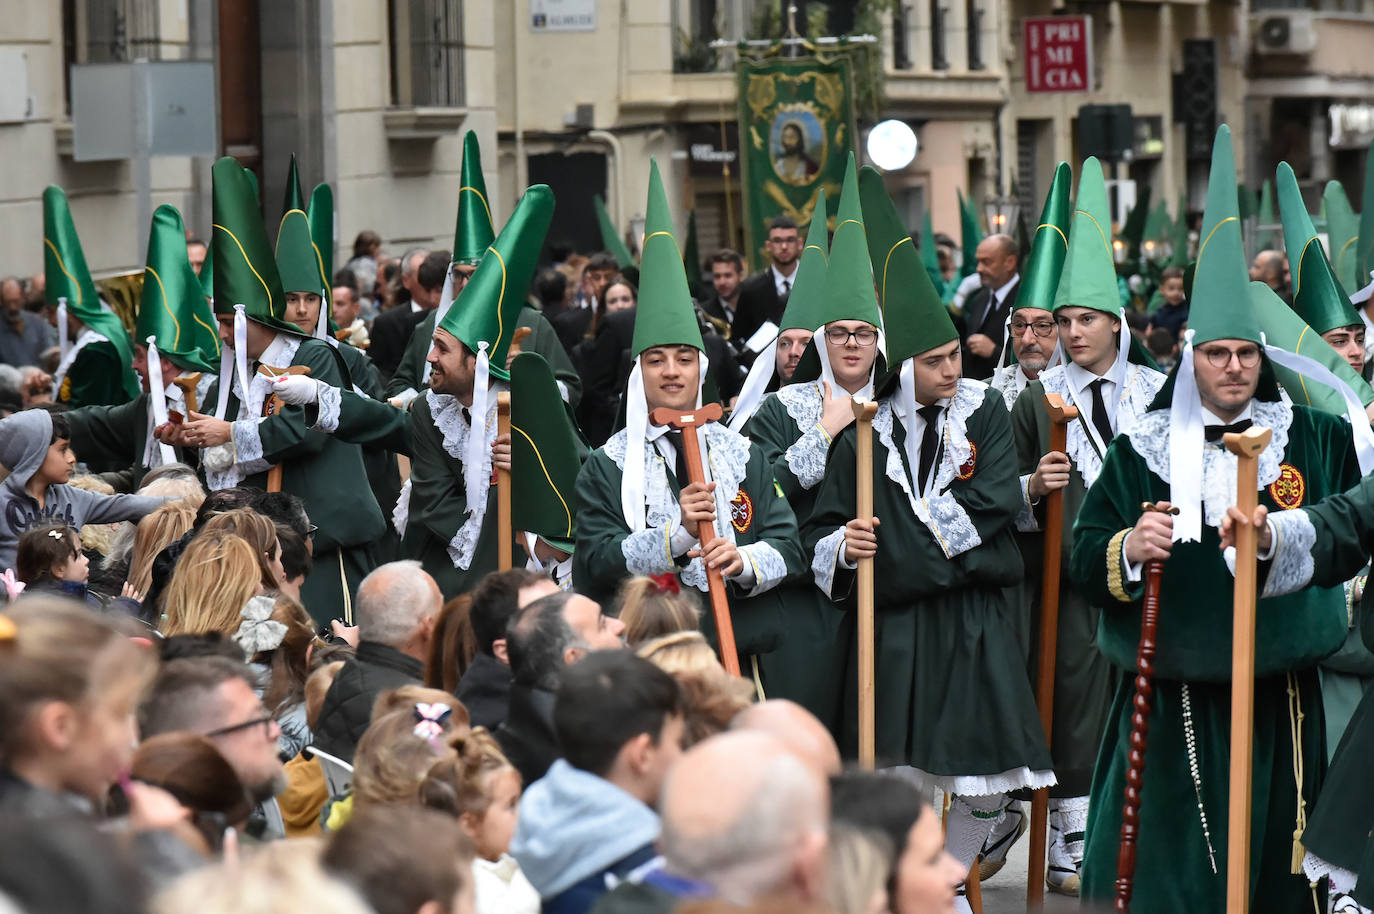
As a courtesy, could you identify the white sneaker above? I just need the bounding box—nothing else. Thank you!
[977,802,1026,881]
[1046,809,1082,896]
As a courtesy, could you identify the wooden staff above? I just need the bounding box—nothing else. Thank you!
[1115,501,1180,913]
[1223,425,1272,914]
[647,402,739,675]
[496,392,512,571]
[852,395,879,770]
[258,363,311,493]
[172,372,202,415]
[508,326,533,360]
[1028,393,1079,909]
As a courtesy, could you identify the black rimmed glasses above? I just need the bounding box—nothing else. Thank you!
[1197,344,1261,369]
[205,712,276,741]
[824,327,879,348]
[1010,318,1056,338]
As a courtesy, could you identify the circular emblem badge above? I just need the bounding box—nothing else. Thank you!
[730,490,754,534]
[957,442,978,481]
[58,375,71,403]
[1268,463,1305,510]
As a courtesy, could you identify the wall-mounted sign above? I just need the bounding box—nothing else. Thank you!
[1023,17,1093,93]
[531,0,595,32]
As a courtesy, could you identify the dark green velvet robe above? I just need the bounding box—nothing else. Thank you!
[58,339,133,408]
[573,423,804,672]
[1070,400,1357,913]
[803,382,1052,780]
[335,340,402,562]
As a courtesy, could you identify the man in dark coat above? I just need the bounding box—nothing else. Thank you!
[959,233,1021,380]
[733,216,801,344]
[456,569,558,730]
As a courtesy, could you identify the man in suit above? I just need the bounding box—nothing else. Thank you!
[697,249,745,340]
[368,247,431,381]
[734,216,801,344]
[960,233,1020,380]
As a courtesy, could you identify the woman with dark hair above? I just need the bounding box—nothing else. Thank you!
[427,594,479,695]
[131,733,253,856]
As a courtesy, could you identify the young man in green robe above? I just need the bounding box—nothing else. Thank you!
[1070,127,1359,913]
[736,163,878,736]
[161,157,386,627]
[65,204,219,488]
[573,161,804,673]
[43,186,141,409]
[384,132,580,411]
[803,171,1054,909]
[1011,157,1165,894]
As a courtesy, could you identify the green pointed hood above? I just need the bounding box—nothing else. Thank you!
[1250,279,1374,414]
[958,187,982,277]
[1143,200,1169,245]
[630,160,704,358]
[453,131,496,266]
[198,237,214,304]
[282,154,305,216]
[1278,162,1360,334]
[1121,185,1152,261]
[211,157,300,336]
[1237,183,1259,223]
[594,194,636,269]
[1360,137,1374,287]
[778,189,830,333]
[810,157,881,330]
[137,205,220,374]
[275,208,326,297]
[1189,126,1261,346]
[861,164,955,364]
[1168,193,1191,268]
[437,185,553,382]
[682,209,702,299]
[1257,178,1280,252]
[43,186,138,396]
[308,184,334,291]
[1052,157,1119,316]
[510,351,583,553]
[1323,180,1360,293]
[1018,162,1072,312]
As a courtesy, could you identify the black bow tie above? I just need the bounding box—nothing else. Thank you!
[1205,418,1252,444]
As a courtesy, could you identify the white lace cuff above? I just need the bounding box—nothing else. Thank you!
[392,478,412,537]
[784,424,831,489]
[231,418,272,475]
[1302,849,1358,896]
[812,527,848,597]
[1015,473,1039,533]
[1260,509,1316,597]
[735,542,787,595]
[390,387,420,409]
[622,527,677,575]
[924,495,983,559]
[315,383,342,433]
[669,522,699,558]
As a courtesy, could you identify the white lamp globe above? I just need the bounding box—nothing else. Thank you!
[866,120,918,171]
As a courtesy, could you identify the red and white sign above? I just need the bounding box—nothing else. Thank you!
[1023,16,1093,93]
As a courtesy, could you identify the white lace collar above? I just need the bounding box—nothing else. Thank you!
[1124,397,1292,526]
[1039,362,1165,488]
[879,377,983,503]
[990,364,1031,411]
[774,378,873,430]
[427,385,505,571]
[231,335,302,421]
[52,327,108,393]
[603,422,753,592]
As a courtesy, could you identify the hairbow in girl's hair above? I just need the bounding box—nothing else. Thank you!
[0,612,15,642]
[0,570,24,603]
[413,703,453,740]
[649,573,680,595]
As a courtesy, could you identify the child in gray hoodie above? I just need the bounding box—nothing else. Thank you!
[0,409,168,572]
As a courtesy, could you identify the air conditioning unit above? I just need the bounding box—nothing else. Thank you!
[1253,13,1318,55]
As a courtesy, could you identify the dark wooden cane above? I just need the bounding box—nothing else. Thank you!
[647,403,739,675]
[1114,501,1179,913]
[172,372,202,415]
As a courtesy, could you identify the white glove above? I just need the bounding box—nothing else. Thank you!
[388,387,420,409]
[270,374,323,405]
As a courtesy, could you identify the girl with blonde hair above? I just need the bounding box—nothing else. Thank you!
[125,500,197,601]
[159,531,265,638]
[199,507,283,590]
[614,574,701,646]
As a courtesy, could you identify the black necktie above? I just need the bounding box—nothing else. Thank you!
[779,277,791,305]
[665,431,689,483]
[1089,378,1114,446]
[1205,418,1253,443]
[917,404,943,490]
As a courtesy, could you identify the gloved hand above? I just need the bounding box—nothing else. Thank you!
[270,374,323,405]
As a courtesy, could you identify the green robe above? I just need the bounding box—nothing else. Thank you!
[741,383,852,737]
[804,381,1053,780]
[334,340,402,562]
[573,422,804,672]
[65,374,215,489]
[1011,362,1165,796]
[1069,399,1358,913]
[385,306,582,407]
[204,335,385,626]
[58,339,133,408]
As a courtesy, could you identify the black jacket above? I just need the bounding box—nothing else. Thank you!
[455,652,512,731]
[369,306,429,381]
[733,269,789,345]
[494,683,560,787]
[959,278,1019,380]
[312,641,424,762]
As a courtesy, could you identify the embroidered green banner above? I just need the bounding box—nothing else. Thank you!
[737,55,856,268]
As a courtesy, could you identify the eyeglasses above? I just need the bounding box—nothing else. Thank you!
[1011,319,1056,338]
[1197,345,1261,369]
[204,712,276,741]
[824,327,879,348]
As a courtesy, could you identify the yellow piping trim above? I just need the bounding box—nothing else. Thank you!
[1337,235,1358,270]
[835,219,863,232]
[1076,208,1111,254]
[1294,325,1313,405]
[459,186,495,233]
[144,266,183,348]
[193,310,221,355]
[44,238,83,309]
[488,246,509,352]
[1293,236,1325,296]
[212,222,274,311]
[511,423,573,537]
[1196,216,1239,263]
[1037,222,1068,248]
[882,236,914,306]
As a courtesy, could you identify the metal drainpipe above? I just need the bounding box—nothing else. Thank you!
[587,129,625,229]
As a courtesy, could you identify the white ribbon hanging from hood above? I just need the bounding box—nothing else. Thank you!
[215,304,251,421]
[620,351,711,533]
[1264,344,1374,474]
[464,341,492,516]
[1053,307,1131,459]
[727,336,778,431]
[421,267,457,386]
[143,336,176,466]
[1167,328,1207,542]
[315,288,331,342]
[56,296,70,361]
